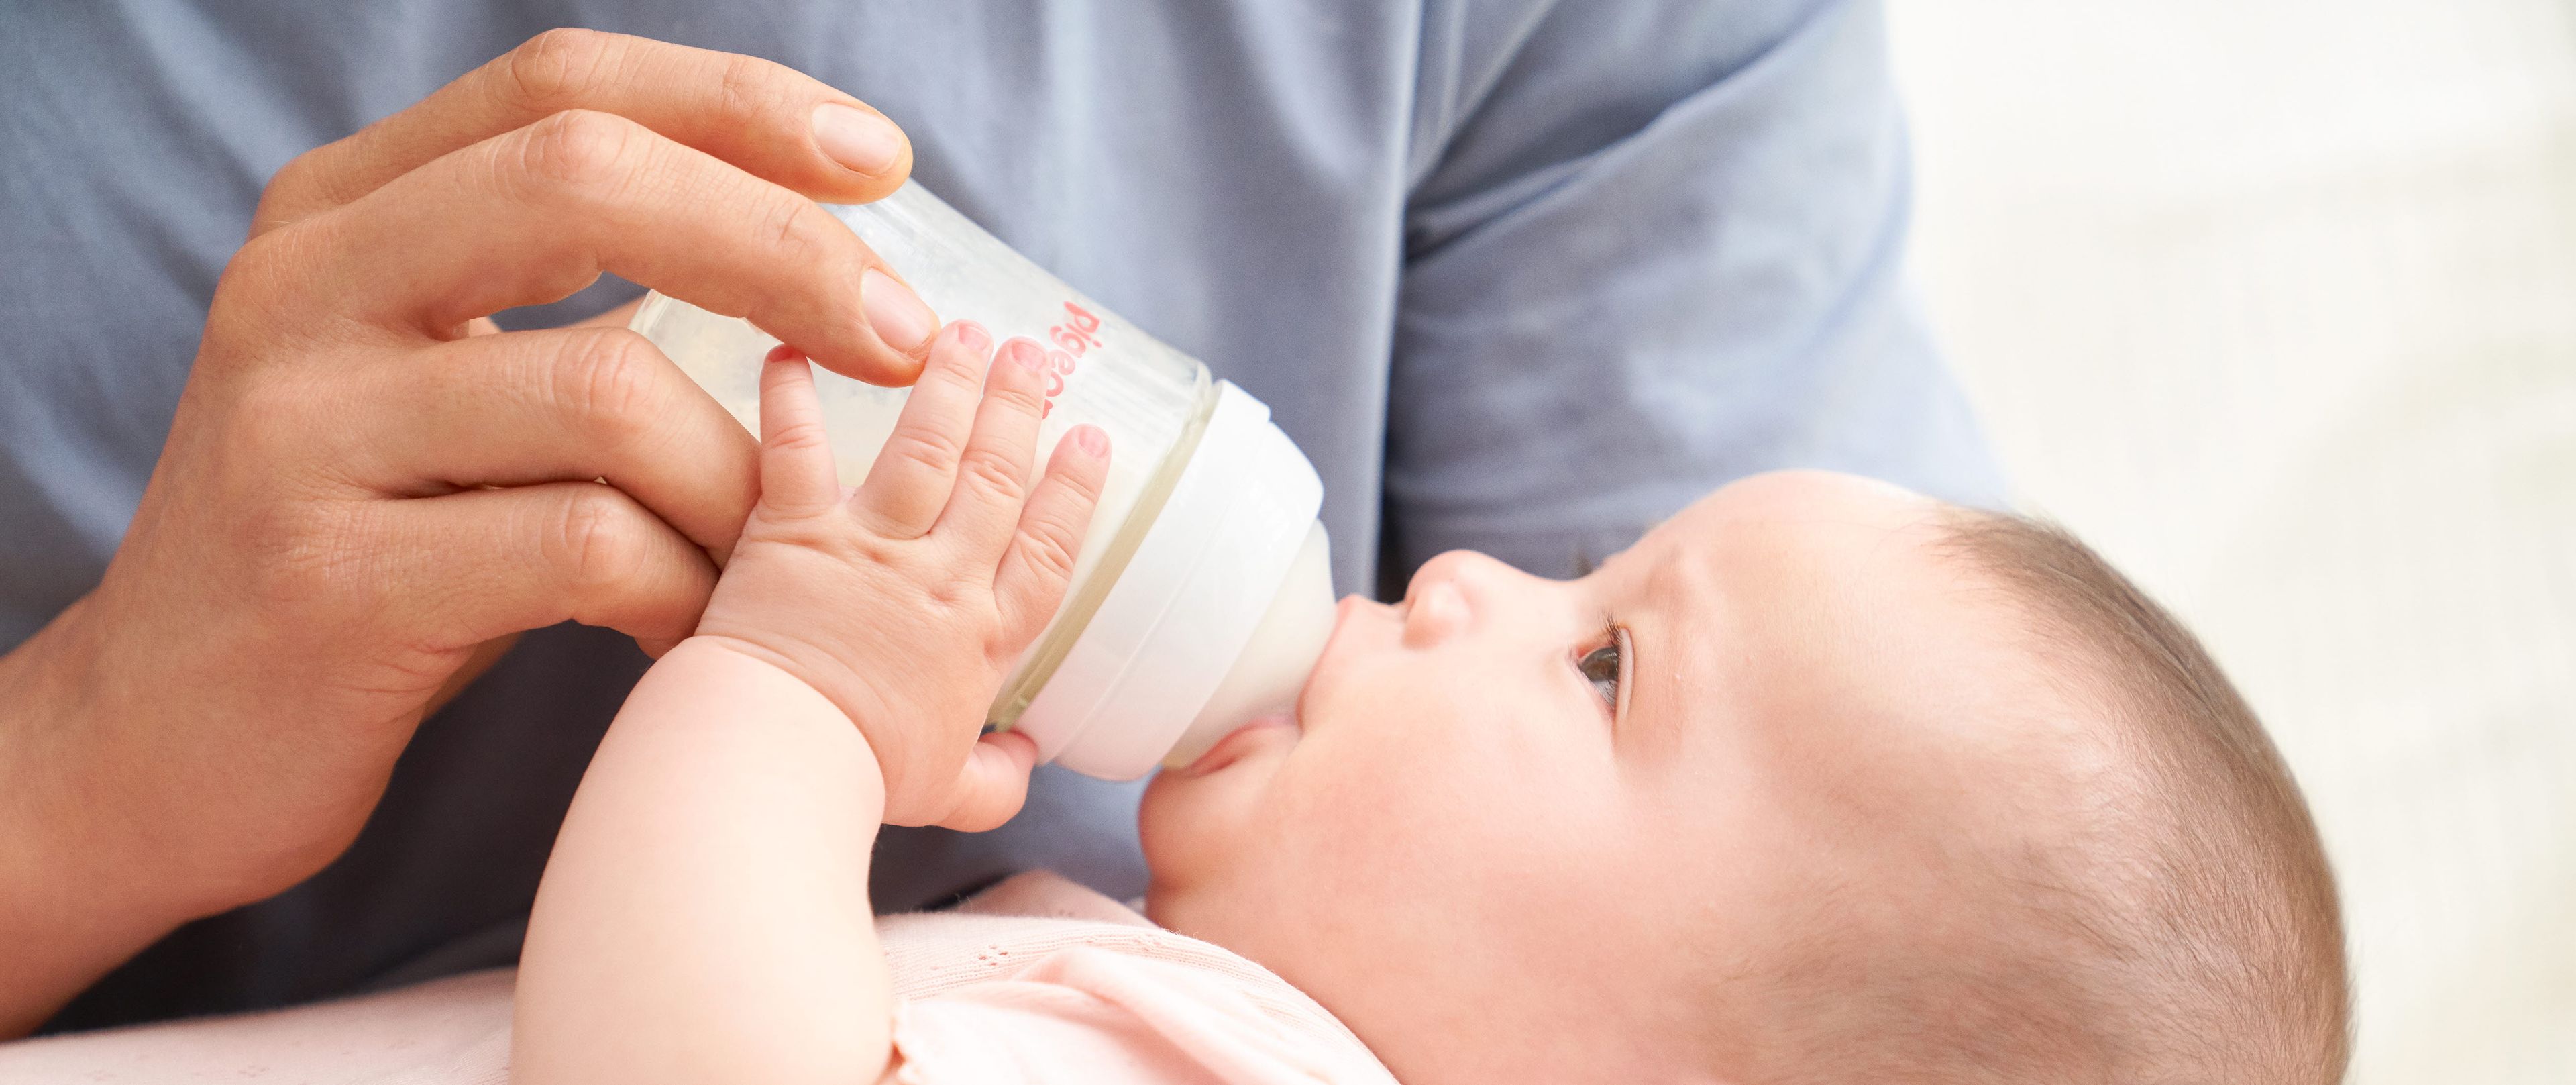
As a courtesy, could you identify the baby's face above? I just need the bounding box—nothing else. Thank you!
[1140,470,2068,1084]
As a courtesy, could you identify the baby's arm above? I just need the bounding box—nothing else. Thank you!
[513,641,894,1085]
[513,325,1105,1085]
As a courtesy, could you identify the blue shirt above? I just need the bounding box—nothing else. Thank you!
[1,0,2000,1029]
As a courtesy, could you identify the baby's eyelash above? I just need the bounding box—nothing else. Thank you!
[1576,623,1625,713]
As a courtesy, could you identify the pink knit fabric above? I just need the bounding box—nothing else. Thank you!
[0,872,1393,1084]
[884,872,1393,1083]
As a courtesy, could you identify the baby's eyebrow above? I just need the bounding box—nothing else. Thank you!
[1617,552,1721,752]
[1634,546,1708,611]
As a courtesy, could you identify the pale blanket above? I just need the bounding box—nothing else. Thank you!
[0,873,1391,1084]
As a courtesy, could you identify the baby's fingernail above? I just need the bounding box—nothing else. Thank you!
[1074,425,1109,458]
[952,320,990,354]
[811,103,906,175]
[764,343,802,364]
[1003,338,1048,372]
[862,269,936,354]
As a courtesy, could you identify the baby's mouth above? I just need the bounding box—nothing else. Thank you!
[1171,711,1297,778]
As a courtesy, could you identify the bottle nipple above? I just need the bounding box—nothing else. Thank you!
[1163,521,1336,768]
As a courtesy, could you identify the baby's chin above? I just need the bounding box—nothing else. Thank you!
[1138,715,1301,913]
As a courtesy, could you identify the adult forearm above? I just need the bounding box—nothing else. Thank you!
[0,599,209,1038]
[513,638,895,1085]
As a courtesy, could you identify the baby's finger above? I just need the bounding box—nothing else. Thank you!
[756,346,839,518]
[993,426,1110,645]
[936,338,1055,559]
[853,322,993,537]
[932,731,1040,833]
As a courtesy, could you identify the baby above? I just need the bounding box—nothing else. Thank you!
[510,323,2349,1084]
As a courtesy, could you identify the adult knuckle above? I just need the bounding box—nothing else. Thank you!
[549,487,649,592]
[759,198,833,268]
[207,227,318,338]
[555,327,666,442]
[328,504,407,611]
[262,379,413,500]
[261,150,320,201]
[714,52,784,121]
[504,28,616,113]
[727,202,837,337]
[517,109,643,197]
[252,150,334,229]
[243,498,372,615]
[209,369,356,484]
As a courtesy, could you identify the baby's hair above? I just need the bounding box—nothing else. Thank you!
[1723,508,2349,1084]
[1919,510,2351,1083]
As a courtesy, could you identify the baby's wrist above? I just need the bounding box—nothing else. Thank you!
[677,631,811,688]
[663,634,873,741]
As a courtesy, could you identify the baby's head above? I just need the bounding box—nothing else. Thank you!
[1140,470,2347,1084]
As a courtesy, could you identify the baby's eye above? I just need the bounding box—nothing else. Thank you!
[1578,639,1623,706]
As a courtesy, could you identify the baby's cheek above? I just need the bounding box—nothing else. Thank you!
[1354,694,1623,865]
[1294,722,1517,862]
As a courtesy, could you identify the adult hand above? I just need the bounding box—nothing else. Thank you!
[0,30,936,1037]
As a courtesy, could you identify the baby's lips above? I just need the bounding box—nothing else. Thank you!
[1171,712,1297,778]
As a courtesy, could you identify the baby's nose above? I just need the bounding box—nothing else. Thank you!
[1401,576,1470,648]
[1401,550,1486,648]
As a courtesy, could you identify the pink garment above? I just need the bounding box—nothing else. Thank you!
[884,872,1392,1083]
[0,872,1393,1084]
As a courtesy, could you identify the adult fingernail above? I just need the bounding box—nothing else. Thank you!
[812,103,906,175]
[862,269,936,354]
[952,320,990,355]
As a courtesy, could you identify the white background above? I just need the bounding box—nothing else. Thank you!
[1888,1,2576,1080]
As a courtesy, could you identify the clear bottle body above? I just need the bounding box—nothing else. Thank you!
[631,183,1227,731]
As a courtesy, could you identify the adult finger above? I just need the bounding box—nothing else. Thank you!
[345,326,758,560]
[755,346,839,519]
[390,481,721,658]
[275,109,934,382]
[256,29,910,234]
[932,731,1040,833]
[851,322,996,536]
[935,338,1055,558]
[993,427,1110,644]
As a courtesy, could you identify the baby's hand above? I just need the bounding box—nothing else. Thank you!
[694,323,1107,831]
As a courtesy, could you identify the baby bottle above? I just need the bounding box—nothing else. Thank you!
[629,182,1334,780]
